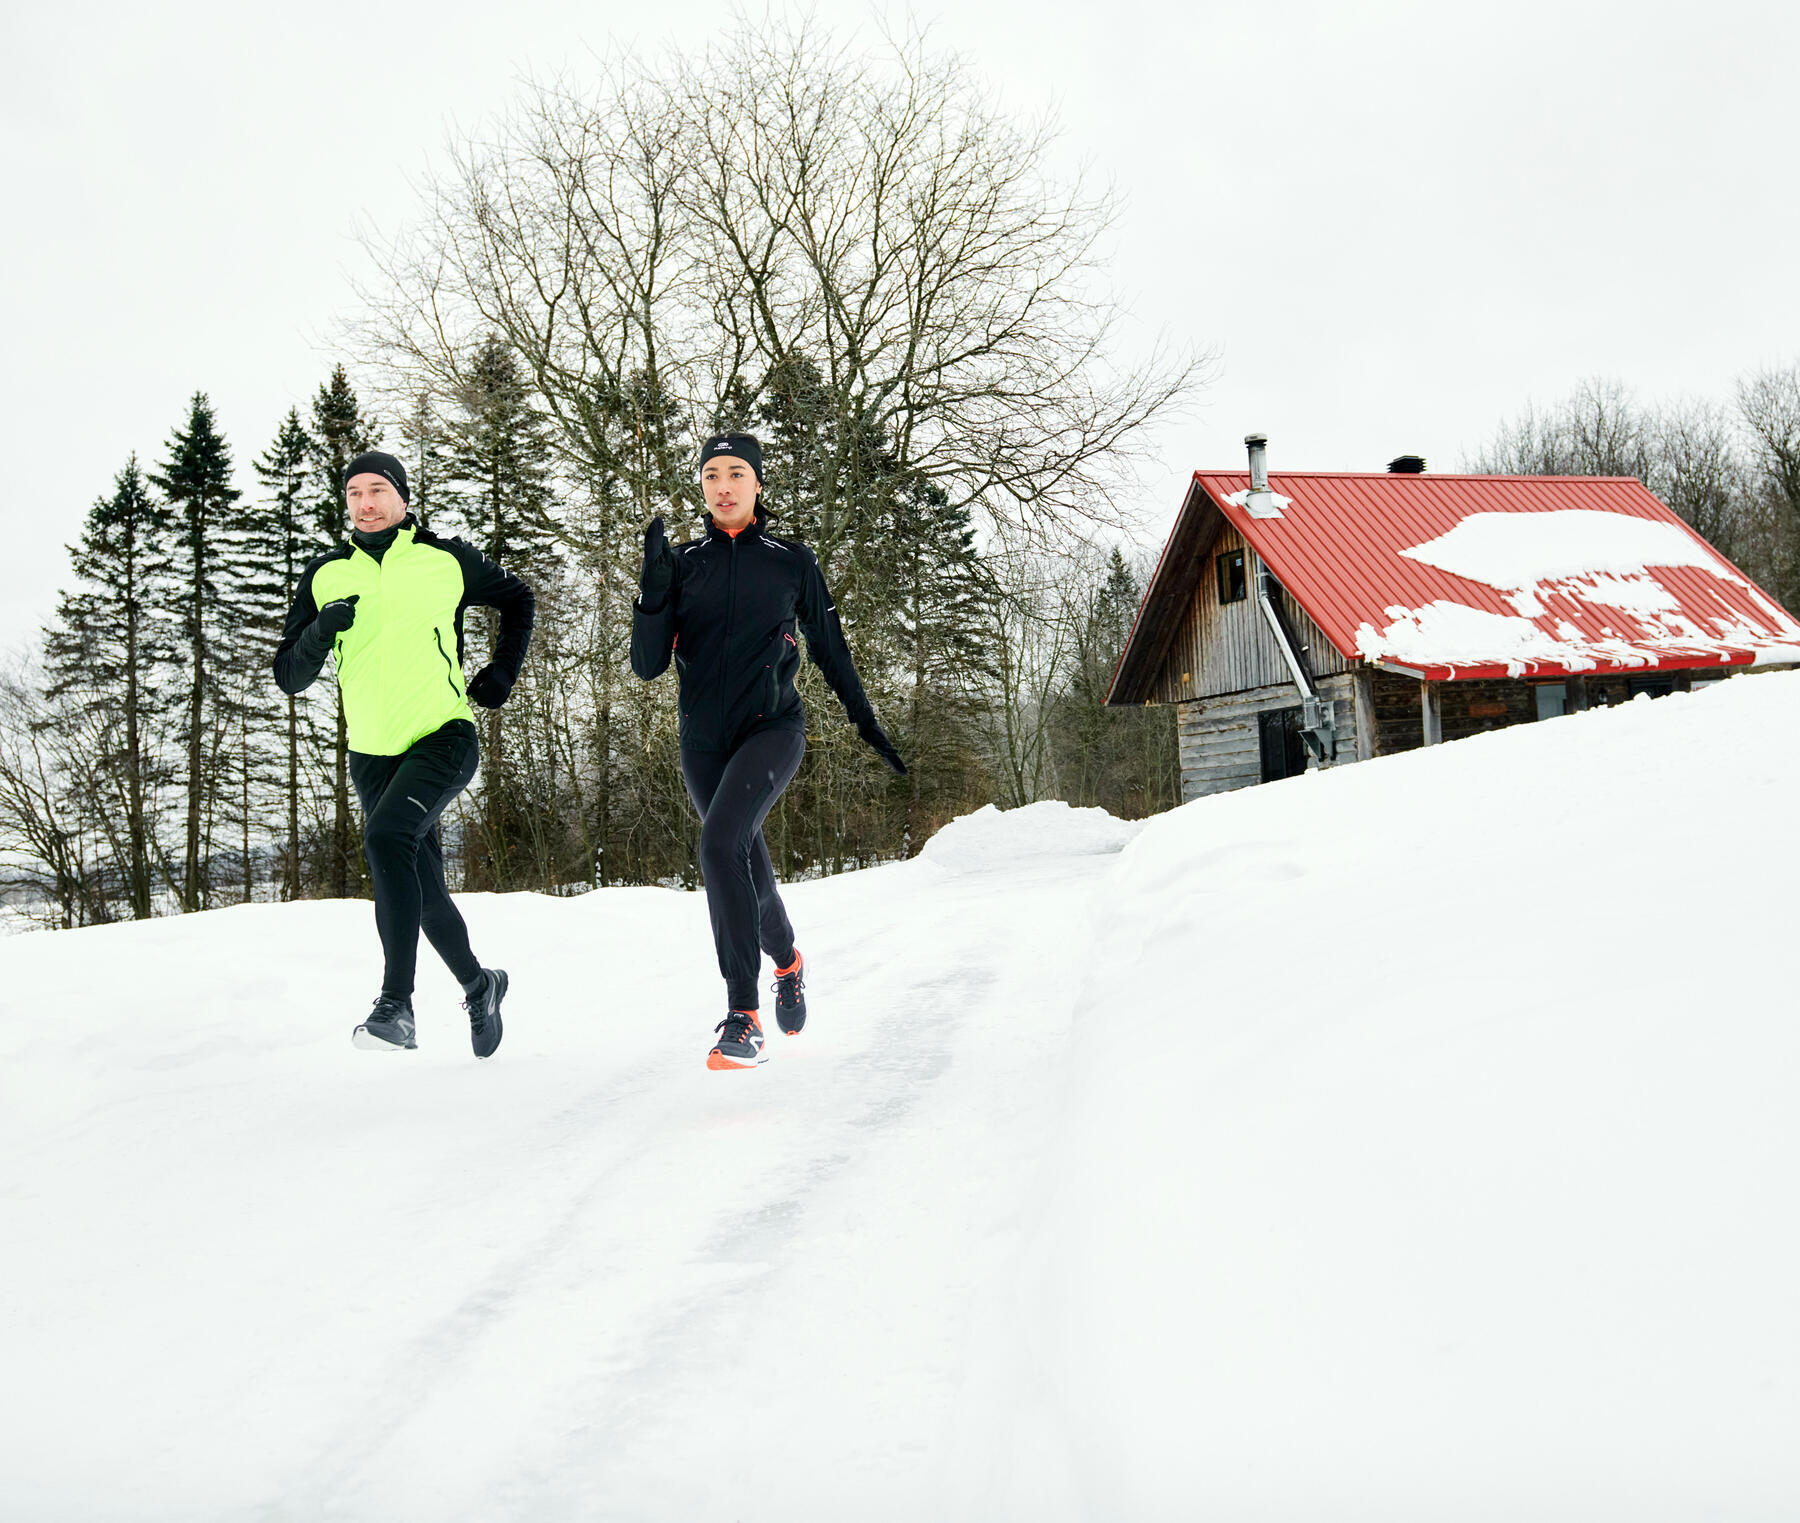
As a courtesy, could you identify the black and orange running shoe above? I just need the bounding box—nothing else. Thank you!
[773,951,807,1035]
[708,1010,768,1069]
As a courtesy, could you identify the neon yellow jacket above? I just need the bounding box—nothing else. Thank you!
[272,520,534,756]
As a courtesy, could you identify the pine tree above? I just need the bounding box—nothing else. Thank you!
[149,394,242,911]
[1049,549,1177,817]
[42,456,175,919]
[398,386,450,531]
[441,334,559,889]
[886,472,994,850]
[309,366,374,898]
[247,409,321,900]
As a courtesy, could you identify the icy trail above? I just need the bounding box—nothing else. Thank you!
[0,801,1138,1520]
[3,676,1799,1520]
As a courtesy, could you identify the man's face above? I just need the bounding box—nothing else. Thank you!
[701,456,758,528]
[346,473,408,534]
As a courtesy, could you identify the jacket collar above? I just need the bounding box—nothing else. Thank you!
[703,511,765,545]
[350,514,418,561]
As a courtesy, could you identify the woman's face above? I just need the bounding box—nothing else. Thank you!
[701,455,759,530]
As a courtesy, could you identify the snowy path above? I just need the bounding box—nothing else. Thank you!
[6,676,1800,1520]
[0,809,1135,1521]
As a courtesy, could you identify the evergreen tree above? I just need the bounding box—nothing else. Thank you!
[309,366,375,897]
[441,334,559,889]
[1048,549,1178,818]
[885,472,994,850]
[149,394,242,911]
[443,336,559,573]
[398,385,451,531]
[247,409,321,899]
[42,456,175,919]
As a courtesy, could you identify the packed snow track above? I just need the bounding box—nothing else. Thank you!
[3,675,1798,1520]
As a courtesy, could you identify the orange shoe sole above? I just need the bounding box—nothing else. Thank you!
[706,1050,761,1070]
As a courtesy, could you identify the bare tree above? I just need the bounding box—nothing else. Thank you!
[1738,362,1800,514]
[1735,362,1800,607]
[359,16,1204,552]
[1651,397,1745,555]
[977,537,1078,808]
[1468,377,1654,478]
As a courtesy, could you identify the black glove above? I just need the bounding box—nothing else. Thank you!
[639,516,674,607]
[466,665,513,709]
[314,595,359,637]
[857,717,907,776]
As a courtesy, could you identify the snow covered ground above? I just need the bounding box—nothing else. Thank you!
[3,673,1798,1521]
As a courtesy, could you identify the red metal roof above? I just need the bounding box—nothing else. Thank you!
[1117,471,1800,690]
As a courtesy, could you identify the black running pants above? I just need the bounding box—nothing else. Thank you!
[349,719,483,1001]
[681,729,806,1011]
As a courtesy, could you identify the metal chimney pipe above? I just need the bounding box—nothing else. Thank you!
[1245,433,1269,491]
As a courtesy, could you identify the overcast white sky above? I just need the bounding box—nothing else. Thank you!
[3,0,1796,651]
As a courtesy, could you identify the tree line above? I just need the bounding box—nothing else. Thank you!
[1466,368,1800,611]
[0,9,1202,932]
[0,353,1179,929]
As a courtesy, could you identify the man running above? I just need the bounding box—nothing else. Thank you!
[274,449,534,1057]
[632,432,905,1069]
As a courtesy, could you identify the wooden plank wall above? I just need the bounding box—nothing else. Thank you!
[1177,661,1771,802]
[1369,669,1539,755]
[1153,523,1354,703]
[1175,672,1362,801]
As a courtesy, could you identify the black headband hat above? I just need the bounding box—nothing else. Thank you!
[342,450,410,504]
[700,432,763,483]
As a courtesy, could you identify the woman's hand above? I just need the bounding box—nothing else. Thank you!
[857,717,907,775]
[639,517,674,606]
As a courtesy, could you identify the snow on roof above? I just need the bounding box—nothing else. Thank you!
[1397,510,1730,617]
[1112,472,1800,695]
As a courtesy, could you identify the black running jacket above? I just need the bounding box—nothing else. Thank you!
[630,515,876,753]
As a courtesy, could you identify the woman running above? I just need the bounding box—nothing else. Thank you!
[631,432,906,1069]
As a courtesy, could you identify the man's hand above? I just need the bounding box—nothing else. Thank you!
[466,665,513,709]
[640,516,674,606]
[314,595,359,637]
[857,717,907,776]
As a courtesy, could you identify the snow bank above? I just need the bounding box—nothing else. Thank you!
[917,799,1143,874]
[1032,671,1800,1518]
[3,676,1798,1518]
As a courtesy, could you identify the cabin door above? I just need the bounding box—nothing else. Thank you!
[1259,705,1309,783]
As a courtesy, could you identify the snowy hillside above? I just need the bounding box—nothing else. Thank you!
[3,674,1798,1521]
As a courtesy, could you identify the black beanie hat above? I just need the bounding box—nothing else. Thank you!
[700,433,763,483]
[342,450,410,503]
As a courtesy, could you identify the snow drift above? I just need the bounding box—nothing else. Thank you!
[3,674,1798,1520]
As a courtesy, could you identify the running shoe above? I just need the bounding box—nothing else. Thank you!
[773,951,807,1035]
[353,995,417,1051]
[708,1009,768,1069]
[463,968,508,1059]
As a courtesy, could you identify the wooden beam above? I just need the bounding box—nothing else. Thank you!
[1421,680,1443,746]
[1354,667,1377,761]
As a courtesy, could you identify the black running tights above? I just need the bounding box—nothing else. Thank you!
[349,720,483,1001]
[681,729,807,1011]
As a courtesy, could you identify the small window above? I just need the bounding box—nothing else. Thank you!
[1217,548,1247,604]
[1534,683,1566,721]
[1627,677,1676,701]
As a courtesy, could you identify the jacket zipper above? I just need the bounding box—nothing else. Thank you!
[434,627,460,697]
[720,532,738,740]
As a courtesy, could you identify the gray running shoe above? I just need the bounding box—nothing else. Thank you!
[464,968,508,1059]
[352,996,417,1051]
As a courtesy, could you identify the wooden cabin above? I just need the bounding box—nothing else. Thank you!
[1108,437,1800,802]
